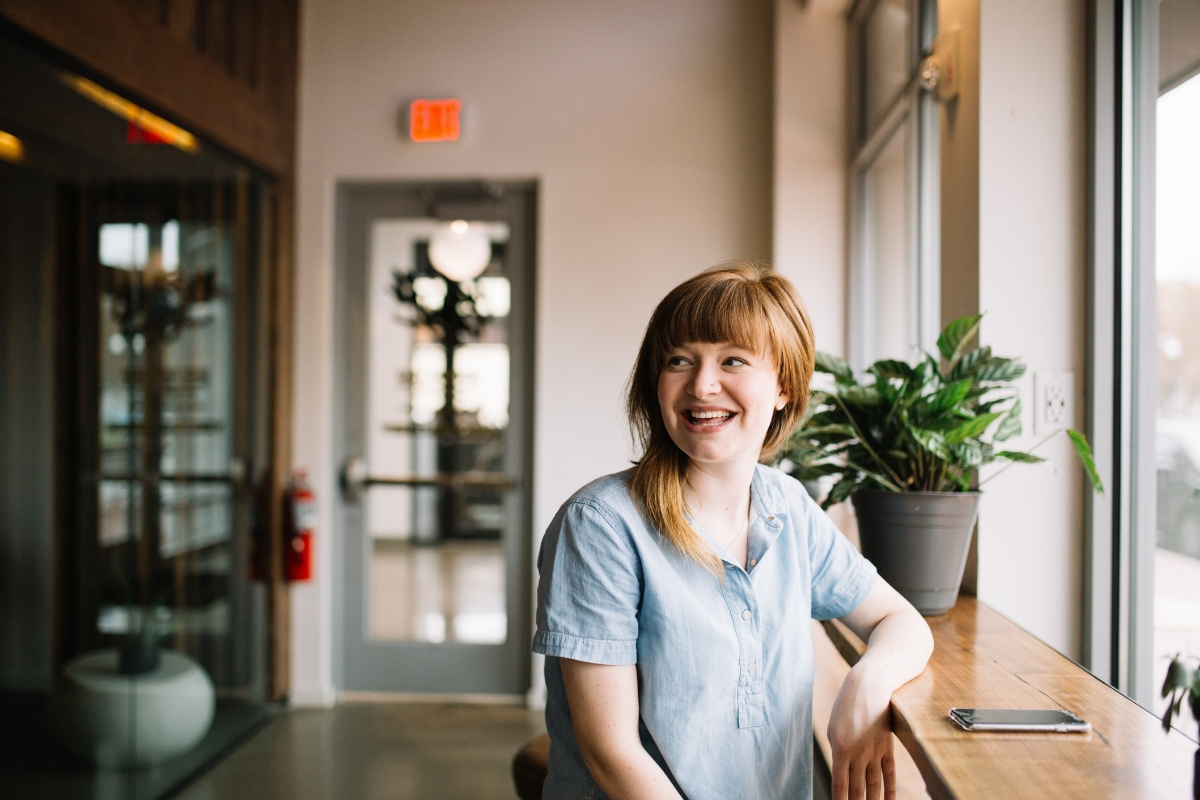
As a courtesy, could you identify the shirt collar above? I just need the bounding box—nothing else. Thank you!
[746,465,786,568]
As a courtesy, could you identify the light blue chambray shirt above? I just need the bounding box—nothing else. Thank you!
[533,464,877,800]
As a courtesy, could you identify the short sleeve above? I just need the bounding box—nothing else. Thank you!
[532,499,642,665]
[805,493,878,620]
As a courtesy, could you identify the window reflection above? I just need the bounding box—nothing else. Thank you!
[1154,72,1200,732]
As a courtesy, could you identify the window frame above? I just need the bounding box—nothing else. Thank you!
[1084,0,1157,705]
[847,0,941,371]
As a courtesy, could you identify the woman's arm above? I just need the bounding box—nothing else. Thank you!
[827,578,934,800]
[559,659,684,800]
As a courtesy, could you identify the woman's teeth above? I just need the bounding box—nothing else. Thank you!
[689,410,732,425]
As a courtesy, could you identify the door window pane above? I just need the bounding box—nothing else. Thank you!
[365,219,511,644]
[1154,73,1200,733]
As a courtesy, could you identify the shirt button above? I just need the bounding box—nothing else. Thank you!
[749,558,757,567]
[741,609,752,621]
[767,516,775,522]
[747,662,756,673]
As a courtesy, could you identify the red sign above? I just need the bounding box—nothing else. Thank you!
[410,98,462,142]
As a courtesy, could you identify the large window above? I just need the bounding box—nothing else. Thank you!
[1151,2,1200,732]
[1089,0,1200,722]
[849,0,940,369]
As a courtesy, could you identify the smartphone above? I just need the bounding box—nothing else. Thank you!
[948,708,1091,733]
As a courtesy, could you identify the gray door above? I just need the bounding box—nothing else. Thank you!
[334,182,535,695]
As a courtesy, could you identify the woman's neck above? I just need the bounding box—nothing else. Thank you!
[684,457,757,524]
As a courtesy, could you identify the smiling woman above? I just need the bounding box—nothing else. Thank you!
[532,263,934,800]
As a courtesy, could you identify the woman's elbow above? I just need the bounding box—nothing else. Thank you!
[911,609,934,664]
[578,740,639,791]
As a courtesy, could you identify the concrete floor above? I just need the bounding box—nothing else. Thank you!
[176,702,546,800]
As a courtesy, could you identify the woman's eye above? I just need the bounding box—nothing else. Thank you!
[667,356,689,367]
[724,357,747,367]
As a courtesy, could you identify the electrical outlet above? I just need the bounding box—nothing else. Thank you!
[1034,371,1075,435]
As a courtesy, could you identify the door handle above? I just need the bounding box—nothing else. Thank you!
[340,456,518,503]
[341,456,369,502]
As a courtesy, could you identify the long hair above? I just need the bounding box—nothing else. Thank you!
[626,262,816,572]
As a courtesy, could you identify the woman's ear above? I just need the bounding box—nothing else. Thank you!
[775,393,789,411]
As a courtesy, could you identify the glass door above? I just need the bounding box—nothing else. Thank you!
[0,25,274,799]
[335,183,535,695]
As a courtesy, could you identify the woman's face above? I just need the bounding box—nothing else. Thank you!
[657,341,788,472]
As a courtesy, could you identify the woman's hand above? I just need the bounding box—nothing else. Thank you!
[828,664,897,800]
[828,578,934,800]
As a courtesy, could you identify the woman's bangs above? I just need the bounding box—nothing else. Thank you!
[659,281,774,360]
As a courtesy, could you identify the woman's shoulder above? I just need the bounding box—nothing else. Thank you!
[539,469,643,568]
[558,468,638,525]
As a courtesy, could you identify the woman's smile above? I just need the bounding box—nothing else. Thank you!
[682,407,737,430]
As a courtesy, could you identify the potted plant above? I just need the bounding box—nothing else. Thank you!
[780,314,1104,615]
[1162,655,1200,799]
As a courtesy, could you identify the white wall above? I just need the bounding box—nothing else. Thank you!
[292,0,774,705]
[977,0,1087,659]
[774,0,851,358]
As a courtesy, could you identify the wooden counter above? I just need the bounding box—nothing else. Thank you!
[821,596,1197,799]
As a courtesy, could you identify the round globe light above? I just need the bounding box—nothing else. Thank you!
[428,220,491,282]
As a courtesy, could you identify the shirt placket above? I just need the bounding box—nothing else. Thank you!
[723,565,764,728]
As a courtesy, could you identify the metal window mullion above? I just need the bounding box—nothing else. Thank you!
[1127,0,1158,708]
[849,169,870,371]
[906,109,921,354]
[1084,0,1118,684]
[917,88,941,355]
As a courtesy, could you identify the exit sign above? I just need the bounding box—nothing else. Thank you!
[410,98,461,142]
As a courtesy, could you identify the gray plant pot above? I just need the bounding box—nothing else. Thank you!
[851,490,981,616]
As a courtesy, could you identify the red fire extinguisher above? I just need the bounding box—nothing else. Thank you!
[287,470,316,581]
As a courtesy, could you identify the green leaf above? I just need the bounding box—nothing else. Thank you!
[927,379,973,413]
[907,426,950,461]
[946,346,993,382]
[1067,429,1105,496]
[815,352,854,384]
[799,424,856,438]
[951,440,984,467]
[994,399,1022,442]
[869,359,914,381]
[1162,657,1193,697]
[975,357,1027,383]
[842,385,882,407]
[994,450,1045,464]
[937,314,983,365]
[942,471,971,491]
[822,473,860,509]
[944,411,1003,444]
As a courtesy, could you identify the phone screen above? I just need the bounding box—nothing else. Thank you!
[953,709,1081,726]
[949,708,1090,732]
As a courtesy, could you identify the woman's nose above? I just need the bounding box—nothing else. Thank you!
[687,362,721,397]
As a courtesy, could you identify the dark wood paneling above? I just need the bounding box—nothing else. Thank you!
[0,0,296,176]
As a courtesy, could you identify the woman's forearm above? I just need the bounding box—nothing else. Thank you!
[581,743,684,800]
[852,604,933,693]
[828,581,933,799]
